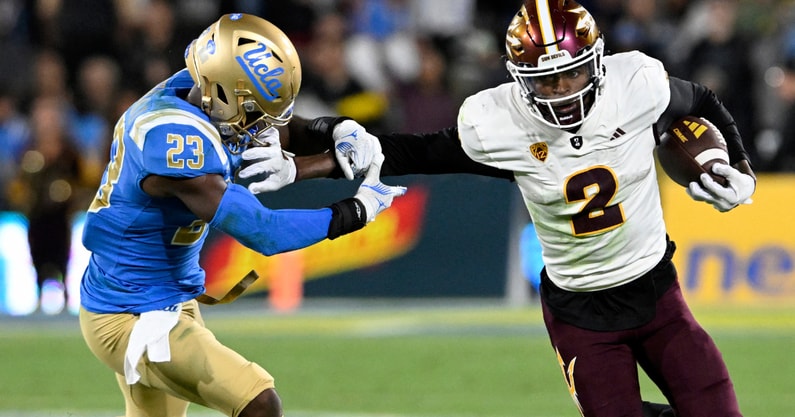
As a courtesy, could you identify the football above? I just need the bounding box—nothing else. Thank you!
[656,115,729,187]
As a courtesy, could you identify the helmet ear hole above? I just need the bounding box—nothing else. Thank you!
[214,84,229,105]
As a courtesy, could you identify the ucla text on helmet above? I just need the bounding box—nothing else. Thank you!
[236,43,284,102]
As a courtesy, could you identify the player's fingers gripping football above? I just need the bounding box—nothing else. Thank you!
[239,129,296,193]
[709,163,755,203]
[686,163,755,212]
[333,120,383,180]
[686,181,729,211]
[686,177,737,212]
[353,153,407,223]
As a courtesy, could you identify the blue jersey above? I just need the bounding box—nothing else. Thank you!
[81,70,241,313]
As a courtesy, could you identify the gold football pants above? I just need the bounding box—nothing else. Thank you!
[79,299,274,417]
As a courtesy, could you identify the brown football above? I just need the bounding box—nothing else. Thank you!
[657,116,729,187]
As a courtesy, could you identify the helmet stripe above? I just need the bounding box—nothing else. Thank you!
[534,0,559,55]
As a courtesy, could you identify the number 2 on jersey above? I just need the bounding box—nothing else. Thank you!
[565,166,625,236]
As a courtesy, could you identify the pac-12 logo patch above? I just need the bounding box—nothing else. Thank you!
[530,142,548,162]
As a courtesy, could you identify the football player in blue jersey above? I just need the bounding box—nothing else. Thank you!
[245,2,757,416]
[78,14,405,417]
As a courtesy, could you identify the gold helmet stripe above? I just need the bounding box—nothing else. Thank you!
[533,0,559,55]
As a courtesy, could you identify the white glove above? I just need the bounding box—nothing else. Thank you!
[354,153,407,223]
[239,128,296,194]
[333,119,383,180]
[686,163,755,212]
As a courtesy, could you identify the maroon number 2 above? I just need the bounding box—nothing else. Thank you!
[564,166,625,236]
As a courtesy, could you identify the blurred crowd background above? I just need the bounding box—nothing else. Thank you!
[1,0,795,312]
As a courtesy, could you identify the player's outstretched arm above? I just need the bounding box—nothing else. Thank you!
[253,116,514,188]
[143,163,405,256]
[286,116,381,180]
[241,116,355,191]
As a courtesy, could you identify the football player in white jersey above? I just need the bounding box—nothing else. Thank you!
[251,1,756,416]
[78,14,405,417]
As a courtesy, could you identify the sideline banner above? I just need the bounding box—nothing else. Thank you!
[660,173,795,305]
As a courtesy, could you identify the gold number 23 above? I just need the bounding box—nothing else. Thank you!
[166,134,204,169]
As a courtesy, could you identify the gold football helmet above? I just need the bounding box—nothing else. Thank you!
[185,13,301,153]
[505,0,604,129]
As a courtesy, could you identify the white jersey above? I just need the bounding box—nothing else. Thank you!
[458,51,670,291]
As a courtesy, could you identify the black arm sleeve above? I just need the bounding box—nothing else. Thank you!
[377,127,515,180]
[656,76,750,165]
[297,116,514,181]
[283,116,351,156]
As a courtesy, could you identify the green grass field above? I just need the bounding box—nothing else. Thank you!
[1,299,793,416]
